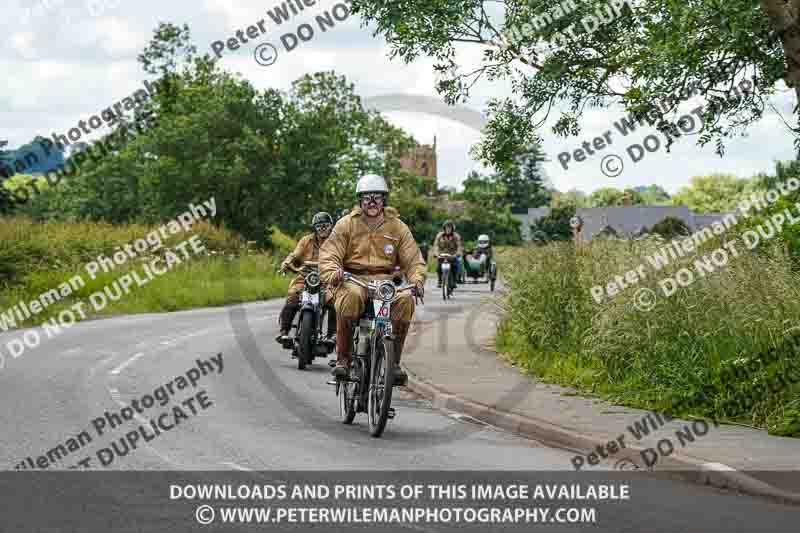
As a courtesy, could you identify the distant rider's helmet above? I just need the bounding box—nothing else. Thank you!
[477,235,490,249]
[311,211,334,238]
[443,220,455,233]
[355,174,389,197]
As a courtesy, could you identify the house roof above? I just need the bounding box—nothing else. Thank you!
[515,205,735,241]
[574,206,695,240]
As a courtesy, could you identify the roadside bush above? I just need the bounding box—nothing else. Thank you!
[497,236,800,435]
[649,216,690,239]
[0,216,287,329]
[0,216,247,288]
[528,206,575,241]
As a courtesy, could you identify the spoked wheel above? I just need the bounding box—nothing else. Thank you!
[339,369,357,424]
[368,336,395,437]
[298,311,314,370]
[490,265,497,292]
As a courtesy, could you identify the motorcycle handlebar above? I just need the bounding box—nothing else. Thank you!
[342,272,417,294]
[283,261,319,274]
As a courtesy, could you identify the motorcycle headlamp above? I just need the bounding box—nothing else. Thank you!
[305,271,321,289]
[376,281,396,302]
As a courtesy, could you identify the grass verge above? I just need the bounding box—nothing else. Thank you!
[497,237,800,436]
[0,216,291,330]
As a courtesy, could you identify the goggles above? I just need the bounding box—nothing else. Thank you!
[360,193,386,204]
[314,223,332,232]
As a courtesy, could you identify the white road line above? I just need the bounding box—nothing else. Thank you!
[110,352,145,375]
[106,386,186,469]
[87,354,116,380]
[221,461,253,471]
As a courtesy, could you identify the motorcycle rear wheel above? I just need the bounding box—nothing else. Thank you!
[368,337,395,437]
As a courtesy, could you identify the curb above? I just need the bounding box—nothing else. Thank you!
[402,366,800,506]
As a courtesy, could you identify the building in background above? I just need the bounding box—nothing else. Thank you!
[399,137,437,196]
[515,205,733,241]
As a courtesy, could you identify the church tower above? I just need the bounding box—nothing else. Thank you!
[399,136,438,195]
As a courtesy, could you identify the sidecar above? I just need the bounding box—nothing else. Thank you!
[464,250,497,291]
[463,251,487,282]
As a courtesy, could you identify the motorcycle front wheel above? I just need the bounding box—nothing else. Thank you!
[298,311,314,370]
[368,337,395,437]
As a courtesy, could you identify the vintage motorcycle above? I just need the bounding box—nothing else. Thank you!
[331,272,420,437]
[463,250,498,292]
[282,260,335,370]
[437,253,457,300]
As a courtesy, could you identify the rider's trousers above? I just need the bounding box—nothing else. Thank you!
[331,281,415,322]
[331,279,415,366]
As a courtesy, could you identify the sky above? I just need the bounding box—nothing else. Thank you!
[2,0,797,196]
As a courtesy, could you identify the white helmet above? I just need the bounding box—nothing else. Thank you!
[356,173,389,195]
[477,234,490,248]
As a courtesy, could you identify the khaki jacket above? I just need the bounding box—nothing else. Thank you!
[319,206,426,286]
[433,231,463,256]
[283,233,321,291]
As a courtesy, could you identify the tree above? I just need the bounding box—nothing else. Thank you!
[53,23,414,243]
[389,185,449,245]
[634,184,671,204]
[0,143,14,214]
[459,170,504,207]
[671,173,752,212]
[501,142,550,212]
[457,203,523,245]
[552,188,589,208]
[740,160,800,262]
[587,186,646,206]
[349,0,798,168]
[588,187,625,207]
[529,205,575,241]
[650,216,691,238]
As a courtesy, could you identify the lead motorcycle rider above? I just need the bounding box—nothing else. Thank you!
[319,174,426,385]
[276,212,337,347]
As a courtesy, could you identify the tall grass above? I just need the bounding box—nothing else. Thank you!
[498,236,800,436]
[0,216,290,328]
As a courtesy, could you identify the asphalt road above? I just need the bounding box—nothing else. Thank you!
[1,279,799,532]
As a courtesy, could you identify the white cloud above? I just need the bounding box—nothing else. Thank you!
[2,0,796,197]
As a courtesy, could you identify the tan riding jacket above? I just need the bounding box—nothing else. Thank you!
[283,233,321,291]
[319,206,427,286]
[433,231,463,256]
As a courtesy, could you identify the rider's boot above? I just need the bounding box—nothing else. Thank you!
[323,306,337,349]
[390,320,410,386]
[275,329,290,345]
[332,317,357,379]
[276,303,298,346]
